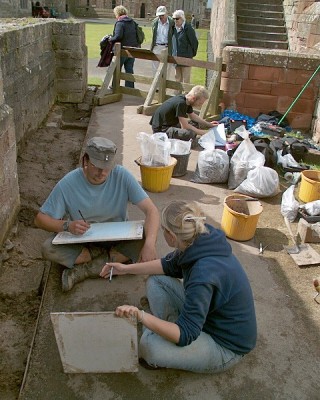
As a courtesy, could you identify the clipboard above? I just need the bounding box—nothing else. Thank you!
[52,220,144,245]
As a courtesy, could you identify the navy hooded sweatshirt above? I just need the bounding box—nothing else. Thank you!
[161,224,257,355]
[110,16,139,48]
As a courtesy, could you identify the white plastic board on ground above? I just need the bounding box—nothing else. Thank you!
[52,220,144,244]
[50,312,138,373]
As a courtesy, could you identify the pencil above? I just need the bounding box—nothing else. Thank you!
[109,256,115,282]
[78,209,87,222]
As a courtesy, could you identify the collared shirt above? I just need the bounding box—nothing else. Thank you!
[175,22,186,33]
[156,18,170,45]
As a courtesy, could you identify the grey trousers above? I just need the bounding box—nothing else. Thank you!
[41,234,144,268]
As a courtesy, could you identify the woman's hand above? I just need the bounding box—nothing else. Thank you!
[115,305,143,322]
[99,262,127,279]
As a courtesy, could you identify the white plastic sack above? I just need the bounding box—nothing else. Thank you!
[198,124,226,149]
[300,200,320,216]
[228,131,265,189]
[276,150,301,168]
[169,139,191,155]
[192,149,229,184]
[137,132,171,166]
[234,166,280,198]
[280,185,300,222]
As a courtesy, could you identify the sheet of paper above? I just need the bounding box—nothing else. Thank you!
[52,220,144,244]
[210,123,226,146]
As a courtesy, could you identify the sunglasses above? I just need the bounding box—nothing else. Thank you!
[173,17,180,20]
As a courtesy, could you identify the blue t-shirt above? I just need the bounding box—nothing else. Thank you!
[40,165,148,222]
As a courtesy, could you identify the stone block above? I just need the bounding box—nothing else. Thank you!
[241,80,272,94]
[53,35,84,51]
[298,218,320,243]
[288,112,313,129]
[271,83,316,99]
[242,49,289,68]
[225,63,249,79]
[241,107,260,118]
[243,93,278,110]
[287,56,320,70]
[220,77,242,93]
[223,47,245,64]
[56,79,85,92]
[57,91,86,103]
[248,65,284,82]
[52,20,85,36]
[55,67,85,80]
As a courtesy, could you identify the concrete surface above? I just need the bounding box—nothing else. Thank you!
[19,96,320,400]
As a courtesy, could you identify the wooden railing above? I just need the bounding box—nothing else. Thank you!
[94,43,224,119]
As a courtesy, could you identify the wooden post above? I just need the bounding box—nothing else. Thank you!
[199,57,223,120]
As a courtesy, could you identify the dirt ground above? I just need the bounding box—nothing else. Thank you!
[0,89,95,399]
[1,88,320,399]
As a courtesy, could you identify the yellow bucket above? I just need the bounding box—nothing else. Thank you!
[135,157,177,193]
[221,194,263,241]
[298,170,320,203]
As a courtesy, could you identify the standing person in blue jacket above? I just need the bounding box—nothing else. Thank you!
[101,200,257,372]
[109,5,139,88]
[172,10,198,89]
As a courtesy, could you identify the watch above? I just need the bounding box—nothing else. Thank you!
[63,220,69,232]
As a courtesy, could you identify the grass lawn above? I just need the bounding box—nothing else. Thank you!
[85,23,209,86]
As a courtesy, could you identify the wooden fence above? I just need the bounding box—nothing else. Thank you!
[94,43,224,119]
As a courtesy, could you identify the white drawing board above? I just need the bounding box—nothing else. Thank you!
[52,220,144,244]
[50,312,138,373]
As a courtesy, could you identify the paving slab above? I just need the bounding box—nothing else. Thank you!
[19,96,320,400]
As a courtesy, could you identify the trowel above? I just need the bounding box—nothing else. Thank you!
[283,216,300,254]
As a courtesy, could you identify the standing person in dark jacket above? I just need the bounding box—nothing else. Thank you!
[172,10,198,90]
[109,5,139,88]
[101,200,257,372]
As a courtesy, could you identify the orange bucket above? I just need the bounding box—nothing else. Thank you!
[221,194,263,241]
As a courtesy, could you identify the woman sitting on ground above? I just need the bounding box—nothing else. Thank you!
[100,200,257,372]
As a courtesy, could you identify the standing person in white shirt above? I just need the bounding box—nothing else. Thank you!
[150,6,174,77]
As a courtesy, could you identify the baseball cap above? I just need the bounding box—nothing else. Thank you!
[156,6,167,16]
[85,137,117,169]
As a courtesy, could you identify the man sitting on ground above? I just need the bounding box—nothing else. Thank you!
[150,85,218,145]
[34,137,159,292]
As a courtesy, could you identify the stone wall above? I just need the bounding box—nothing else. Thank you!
[0,70,20,246]
[0,19,87,246]
[284,0,320,53]
[221,48,320,133]
[209,0,320,140]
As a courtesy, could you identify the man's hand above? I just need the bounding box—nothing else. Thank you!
[138,242,157,262]
[68,220,90,235]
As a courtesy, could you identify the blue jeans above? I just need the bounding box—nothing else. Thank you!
[139,275,244,373]
[120,56,135,88]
